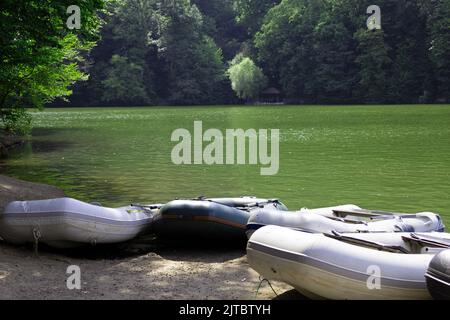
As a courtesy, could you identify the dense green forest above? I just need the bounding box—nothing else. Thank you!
[1,0,450,132]
[66,0,450,107]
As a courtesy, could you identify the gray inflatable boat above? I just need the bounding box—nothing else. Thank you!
[247,225,450,300]
[246,205,445,237]
[0,198,161,248]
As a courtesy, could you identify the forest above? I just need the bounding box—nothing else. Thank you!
[1,0,450,132]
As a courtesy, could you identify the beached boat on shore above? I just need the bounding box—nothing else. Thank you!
[246,206,445,237]
[153,197,287,241]
[0,198,161,248]
[247,225,450,300]
[425,249,450,300]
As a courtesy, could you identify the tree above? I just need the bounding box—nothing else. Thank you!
[157,0,228,105]
[101,0,159,105]
[102,55,149,104]
[354,29,392,104]
[193,0,247,60]
[38,0,448,106]
[254,0,446,104]
[0,0,106,133]
[233,0,281,35]
[255,0,327,103]
[67,0,160,106]
[69,0,230,106]
[228,55,268,101]
[312,2,359,104]
[428,0,450,101]
[375,0,430,103]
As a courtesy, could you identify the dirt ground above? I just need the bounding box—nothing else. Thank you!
[0,174,301,300]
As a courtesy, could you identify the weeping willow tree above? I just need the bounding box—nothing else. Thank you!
[227,54,267,102]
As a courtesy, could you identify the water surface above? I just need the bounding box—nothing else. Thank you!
[1,105,449,225]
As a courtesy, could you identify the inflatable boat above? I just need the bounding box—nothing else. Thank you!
[298,204,364,219]
[152,196,287,240]
[297,204,428,220]
[325,231,450,254]
[247,225,450,300]
[0,198,161,248]
[246,207,445,237]
[425,249,450,300]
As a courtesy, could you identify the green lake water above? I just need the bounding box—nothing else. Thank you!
[1,105,450,225]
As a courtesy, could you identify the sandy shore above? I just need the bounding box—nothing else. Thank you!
[0,175,300,300]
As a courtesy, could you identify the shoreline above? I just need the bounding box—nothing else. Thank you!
[0,133,26,157]
[0,174,299,300]
[0,175,65,214]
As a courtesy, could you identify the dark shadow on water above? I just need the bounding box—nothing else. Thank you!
[31,127,90,137]
[0,161,131,205]
[0,139,74,161]
[29,139,74,154]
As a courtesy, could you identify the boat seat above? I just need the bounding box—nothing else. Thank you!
[325,231,410,253]
[403,233,450,249]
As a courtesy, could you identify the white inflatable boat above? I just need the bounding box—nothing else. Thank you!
[299,204,446,224]
[246,206,445,237]
[247,225,450,300]
[0,198,161,248]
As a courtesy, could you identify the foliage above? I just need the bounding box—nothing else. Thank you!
[193,0,246,60]
[254,0,326,103]
[428,0,450,101]
[4,0,449,112]
[0,0,106,133]
[254,0,449,104]
[354,29,392,103]
[102,55,149,104]
[69,0,230,106]
[233,0,280,35]
[157,0,228,105]
[228,56,267,100]
[0,108,32,135]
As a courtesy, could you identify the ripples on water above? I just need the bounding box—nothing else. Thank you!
[1,105,450,225]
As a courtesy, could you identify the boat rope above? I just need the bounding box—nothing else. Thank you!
[32,227,41,256]
[255,276,278,298]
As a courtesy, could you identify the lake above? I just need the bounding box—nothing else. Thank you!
[1,105,450,225]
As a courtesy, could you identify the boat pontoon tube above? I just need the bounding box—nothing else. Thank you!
[206,196,287,210]
[298,204,363,218]
[0,198,159,248]
[425,249,450,300]
[152,197,287,240]
[324,231,450,254]
[247,225,435,300]
[246,208,444,237]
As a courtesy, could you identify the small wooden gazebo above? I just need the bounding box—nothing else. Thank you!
[260,87,283,104]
